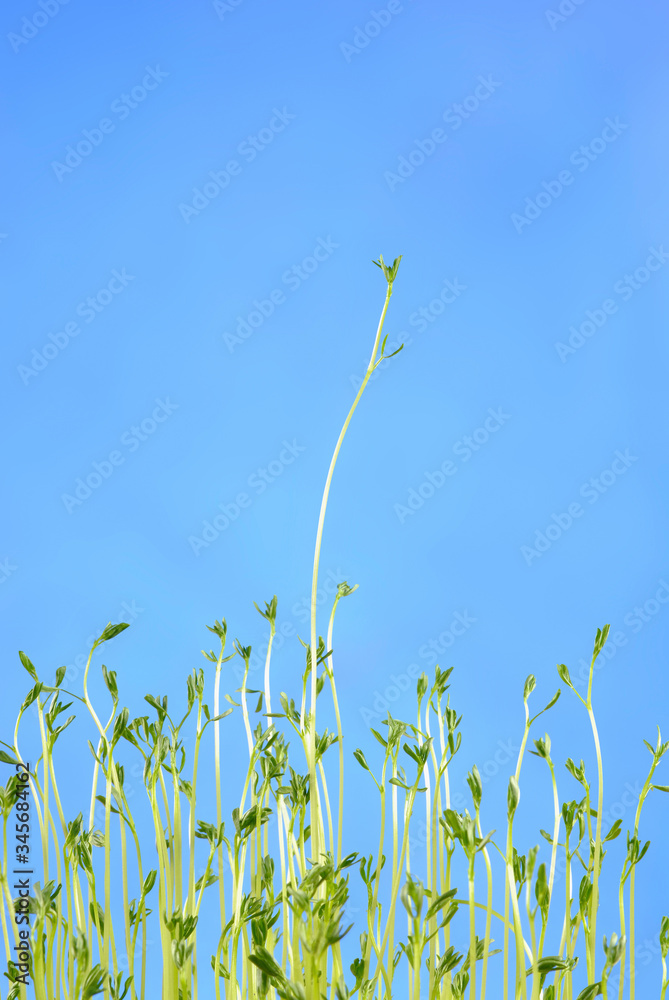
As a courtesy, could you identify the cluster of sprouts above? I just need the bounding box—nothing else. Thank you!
[1,257,667,1000]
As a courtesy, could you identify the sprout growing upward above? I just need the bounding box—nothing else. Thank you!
[1,257,667,1000]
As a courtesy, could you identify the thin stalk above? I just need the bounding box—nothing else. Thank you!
[425,709,441,1000]
[389,754,399,992]
[628,742,663,1000]
[468,857,476,1000]
[586,702,604,984]
[362,758,387,983]
[454,898,533,959]
[370,774,424,996]
[213,634,230,1000]
[325,589,350,869]
[103,744,116,998]
[504,691,532,1000]
[317,760,335,859]
[308,262,400,871]
[546,758,560,909]
[617,877,626,1000]
[476,810,493,1000]
[507,862,528,1000]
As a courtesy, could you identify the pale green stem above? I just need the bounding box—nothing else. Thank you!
[325,594,345,868]
[370,775,424,995]
[586,702,604,985]
[477,812,493,1000]
[628,752,660,1000]
[363,759,387,983]
[308,279,395,871]
[263,623,276,717]
[468,859,476,1000]
[505,701,531,1000]
[617,878,626,1000]
[213,641,228,1000]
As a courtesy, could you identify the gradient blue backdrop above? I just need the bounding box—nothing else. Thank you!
[2,0,668,994]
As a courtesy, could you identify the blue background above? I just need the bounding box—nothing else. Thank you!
[2,0,668,994]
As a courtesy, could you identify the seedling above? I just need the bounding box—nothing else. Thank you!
[1,257,666,1000]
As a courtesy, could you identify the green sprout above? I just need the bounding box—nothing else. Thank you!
[0,257,666,1000]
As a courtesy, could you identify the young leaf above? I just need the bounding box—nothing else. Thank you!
[542,690,561,713]
[593,624,610,659]
[557,663,573,687]
[604,819,622,842]
[507,776,520,818]
[95,623,130,647]
[389,777,410,790]
[575,983,602,1000]
[19,651,37,681]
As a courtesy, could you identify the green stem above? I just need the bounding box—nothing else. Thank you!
[505,699,531,1000]
[468,861,476,1000]
[628,749,661,1000]
[617,876,626,1000]
[308,274,396,871]
[325,593,347,869]
[477,820,493,1000]
[586,703,604,984]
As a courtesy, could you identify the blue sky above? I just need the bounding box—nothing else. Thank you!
[2,0,668,994]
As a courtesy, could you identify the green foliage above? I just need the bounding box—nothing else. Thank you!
[1,258,665,1000]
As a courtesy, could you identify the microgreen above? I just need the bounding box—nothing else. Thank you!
[1,258,666,1000]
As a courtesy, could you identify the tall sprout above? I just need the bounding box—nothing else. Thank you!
[1,257,669,1000]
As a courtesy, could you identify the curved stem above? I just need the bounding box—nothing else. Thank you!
[308,270,398,867]
[325,590,350,869]
[587,704,604,984]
